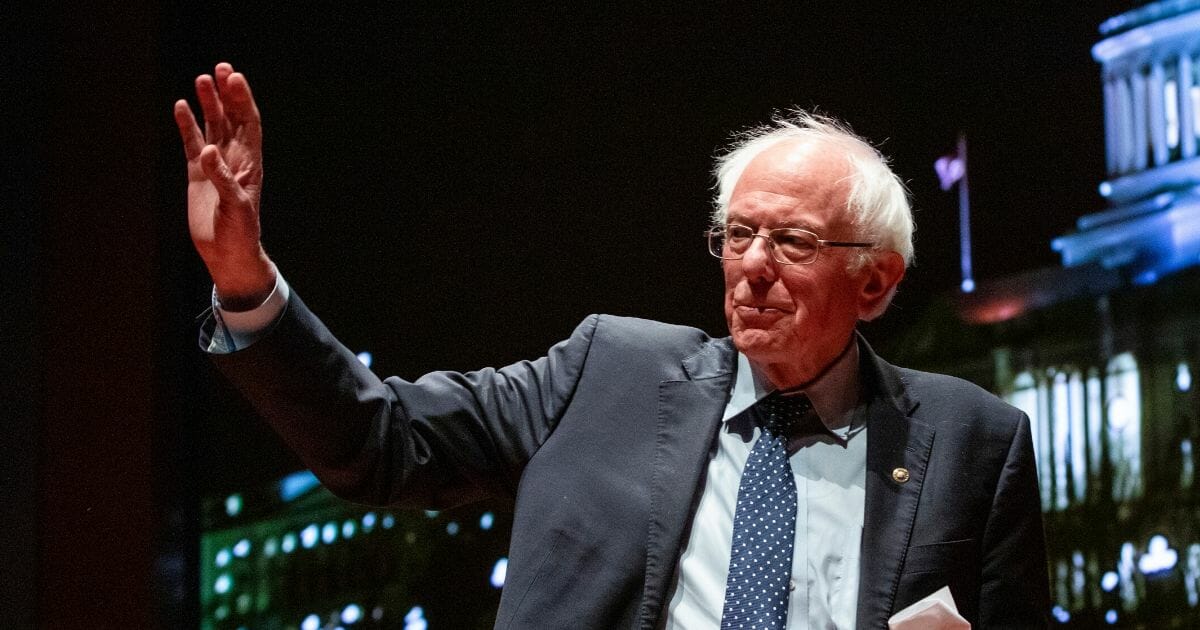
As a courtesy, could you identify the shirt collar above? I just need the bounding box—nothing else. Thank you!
[723,339,865,442]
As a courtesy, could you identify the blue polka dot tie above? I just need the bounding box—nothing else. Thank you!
[719,392,813,630]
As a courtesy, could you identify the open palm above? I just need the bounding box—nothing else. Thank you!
[174,62,274,308]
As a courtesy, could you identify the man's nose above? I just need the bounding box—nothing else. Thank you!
[739,234,777,282]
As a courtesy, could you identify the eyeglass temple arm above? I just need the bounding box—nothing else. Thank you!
[817,239,875,248]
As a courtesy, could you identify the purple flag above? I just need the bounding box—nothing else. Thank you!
[935,151,965,191]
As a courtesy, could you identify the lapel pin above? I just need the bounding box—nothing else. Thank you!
[891,467,910,484]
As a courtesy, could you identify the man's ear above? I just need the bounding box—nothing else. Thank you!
[857,251,906,322]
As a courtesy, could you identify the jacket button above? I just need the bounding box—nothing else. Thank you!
[892,467,910,483]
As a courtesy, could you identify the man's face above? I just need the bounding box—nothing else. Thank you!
[722,139,886,385]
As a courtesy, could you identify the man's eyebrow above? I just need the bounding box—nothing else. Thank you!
[727,214,820,231]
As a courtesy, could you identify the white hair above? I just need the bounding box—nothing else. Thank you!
[711,109,914,269]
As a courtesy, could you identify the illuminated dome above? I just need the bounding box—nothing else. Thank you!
[1053,0,1200,285]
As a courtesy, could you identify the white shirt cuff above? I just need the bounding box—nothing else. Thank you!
[210,271,291,352]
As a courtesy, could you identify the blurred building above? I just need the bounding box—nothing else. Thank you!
[200,468,511,629]
[894,1,1200,625]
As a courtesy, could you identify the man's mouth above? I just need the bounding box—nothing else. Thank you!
[733,304,793,325]
[735,304,792,314]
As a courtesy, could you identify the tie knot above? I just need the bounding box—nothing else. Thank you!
[759,392,814,437]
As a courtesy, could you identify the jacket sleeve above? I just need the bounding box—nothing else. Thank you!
[207,290,597,509]
[977,412,1051,627]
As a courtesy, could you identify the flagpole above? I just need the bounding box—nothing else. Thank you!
[957,132,974,293]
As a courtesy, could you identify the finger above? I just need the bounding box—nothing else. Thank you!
[195,74,227,143]
[215,62,234,87]
[173,100,205,160]
[223,73,262,142]
[199,144,246,205]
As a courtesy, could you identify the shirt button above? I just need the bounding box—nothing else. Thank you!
[789,579,796,592]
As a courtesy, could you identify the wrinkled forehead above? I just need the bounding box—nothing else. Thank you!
[728,139,855,221]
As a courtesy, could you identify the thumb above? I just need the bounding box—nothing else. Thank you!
[199,145,245,204]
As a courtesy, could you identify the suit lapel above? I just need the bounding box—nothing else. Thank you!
[855,336,937,629]
[634,333,936,628]
[637,337,735,630]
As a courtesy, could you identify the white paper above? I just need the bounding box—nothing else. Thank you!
[887,585,970,630]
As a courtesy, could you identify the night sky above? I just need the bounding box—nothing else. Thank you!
[96,2,1117,485]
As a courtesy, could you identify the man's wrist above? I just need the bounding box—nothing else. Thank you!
[212,255,278,312]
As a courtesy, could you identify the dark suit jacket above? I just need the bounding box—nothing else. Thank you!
[210,291,1050,629]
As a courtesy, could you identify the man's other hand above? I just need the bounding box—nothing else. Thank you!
[174,62,276,311]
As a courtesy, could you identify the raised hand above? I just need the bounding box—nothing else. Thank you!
[174,62,276,310]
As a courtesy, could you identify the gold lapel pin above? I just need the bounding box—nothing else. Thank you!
[891,467,910,484]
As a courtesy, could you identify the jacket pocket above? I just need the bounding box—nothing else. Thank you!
[901,538,976,575]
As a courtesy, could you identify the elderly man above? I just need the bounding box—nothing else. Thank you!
[177,63,1049,628]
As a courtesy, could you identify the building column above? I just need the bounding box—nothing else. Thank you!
[1104,77,1120,175]
[1149,61,1168,166]
[1116,75,1135,174]
[1132,69,1149,172]
[1181,53,1196,159]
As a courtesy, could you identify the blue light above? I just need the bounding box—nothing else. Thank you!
[960,278,975,293]
[263,537,278,557]
[301,524,319,549]
[1051,605,1070,623]
[490,557,508,588]
[404,606,427,630]
[1105,609,1118,624]
[1133,270,1158,286]
[279,470,320,502]
[356,351,373,368]
[382,514,395,529]
[446,521,460,536]
[232,539,251,558]
[301,614,320,630]
[215,548,231,568]
[1138,534,1178,574]
[1178,363,1192,392]
[343,520,357,539]
[1099,181,1113,197]
[362,512,377,532]
[281,533,297,554]
[480,512,494,531]
[1101,571,1119,592]
[214,573,232,595]
[424,510,439,519]
[225,494,243,517]
[342,603,363,624]
[322,522,338,544]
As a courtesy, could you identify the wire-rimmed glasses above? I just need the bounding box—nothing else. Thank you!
[707,223,875,265]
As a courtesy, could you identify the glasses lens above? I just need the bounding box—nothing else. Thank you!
[771,229,819,264]
[724,225,754,256]
[707,228,726,258]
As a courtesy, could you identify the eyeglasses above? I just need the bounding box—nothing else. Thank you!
[707,223,875,265]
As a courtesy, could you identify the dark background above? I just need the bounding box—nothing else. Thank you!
[3,1,1136,626]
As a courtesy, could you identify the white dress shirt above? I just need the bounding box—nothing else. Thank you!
[665,347,868,630]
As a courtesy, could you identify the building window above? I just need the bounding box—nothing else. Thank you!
[1087,369,1104,490]
[1106,352,1143,502]
[1008,354,1144,511]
